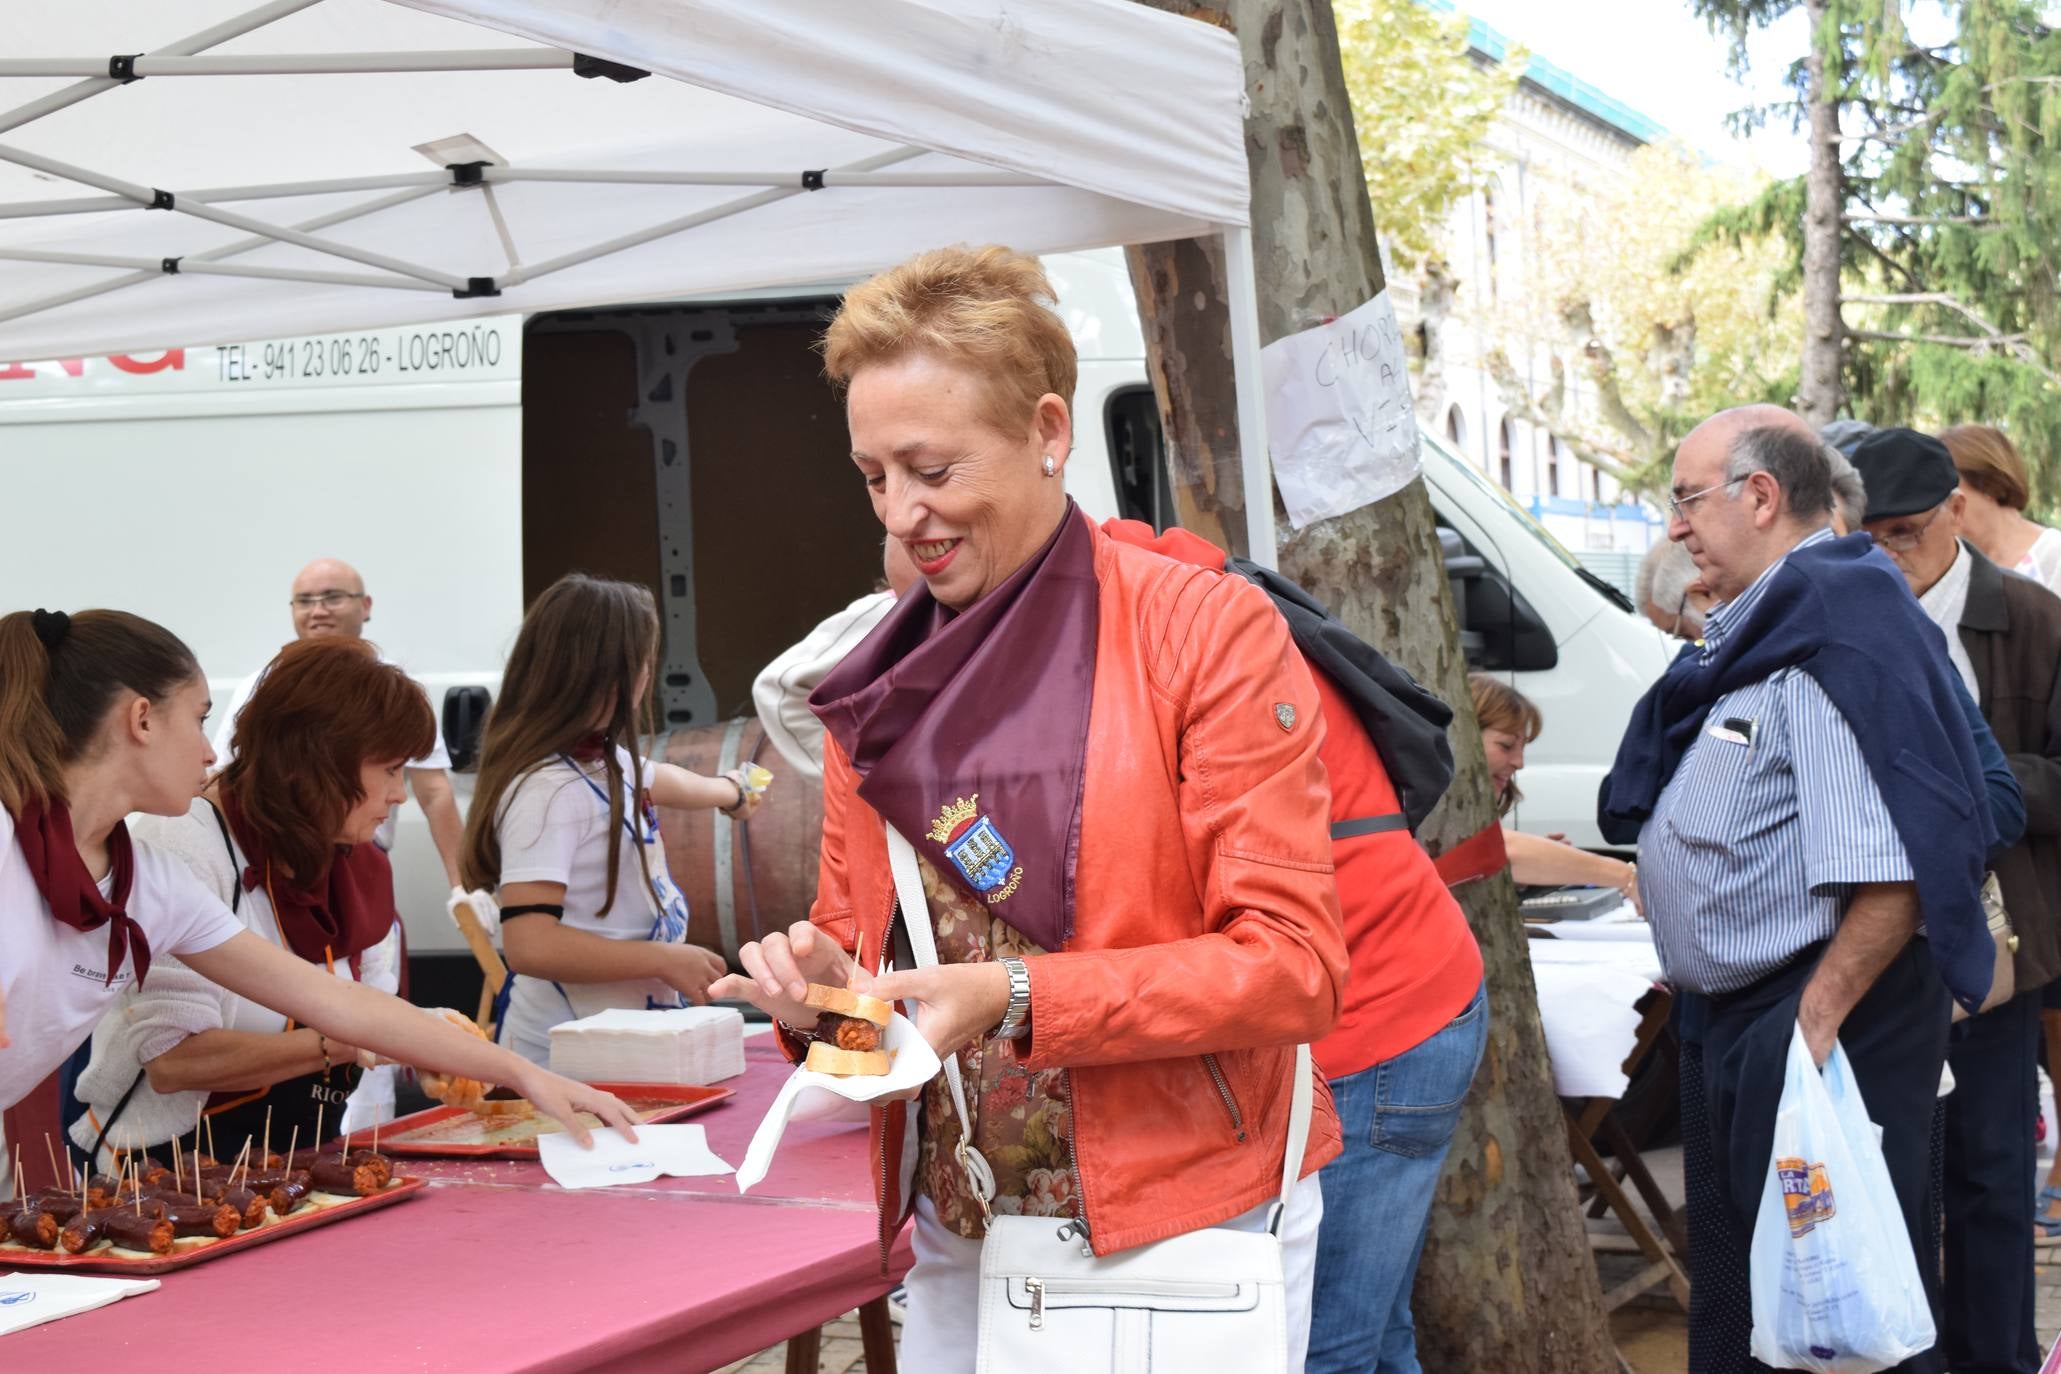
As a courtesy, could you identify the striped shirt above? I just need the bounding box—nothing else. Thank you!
[1642,529,1914,995]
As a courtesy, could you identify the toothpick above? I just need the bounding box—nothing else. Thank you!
[128,1160,141,1217]
[285,1126,299,1176]
[371,1112,380,1159]
[171,1137,182,1192]
[262,1105,272,1174]
[11,1152,22,1204]
[230,1139,251,1190]
[204,1111,216,1165]
[313,1104,324,1168]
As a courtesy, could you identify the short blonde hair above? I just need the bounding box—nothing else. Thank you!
[822,245,1078,435]
[1941,424,2030,510]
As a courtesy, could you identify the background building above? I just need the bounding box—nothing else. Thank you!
[1392,10,1670,592]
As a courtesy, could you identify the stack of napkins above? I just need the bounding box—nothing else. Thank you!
[549,1005,746,1084]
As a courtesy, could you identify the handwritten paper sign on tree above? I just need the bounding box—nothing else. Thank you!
[1260,289,1421,529]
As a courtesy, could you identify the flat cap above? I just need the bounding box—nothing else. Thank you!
[1847,427,1959,522]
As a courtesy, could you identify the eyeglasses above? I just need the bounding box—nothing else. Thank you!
[1868,502,1948,553]
[1667,588,1693,638]
[1666,475,1747,520]
[289,590,364,611]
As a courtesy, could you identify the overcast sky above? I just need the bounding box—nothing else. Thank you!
[1455,0,1813,176]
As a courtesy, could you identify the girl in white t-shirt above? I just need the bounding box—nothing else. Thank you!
[0,605,636,1158]
[71,636,435,1167]
[461,574,764,1065]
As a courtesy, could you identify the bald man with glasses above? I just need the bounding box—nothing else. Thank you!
[212,558,465,889]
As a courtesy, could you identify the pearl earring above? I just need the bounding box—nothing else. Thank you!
[1042,455,1056,477]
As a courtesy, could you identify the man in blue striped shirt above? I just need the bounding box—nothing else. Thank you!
[1634,405,1971,1374]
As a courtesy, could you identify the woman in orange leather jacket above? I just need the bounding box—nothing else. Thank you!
[712,245,1347,1374]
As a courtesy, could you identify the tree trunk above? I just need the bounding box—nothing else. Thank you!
[1125,3,1616,1369]
[1799,0,1845,424]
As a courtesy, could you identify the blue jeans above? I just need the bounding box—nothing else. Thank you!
[1306,983,1488,1374]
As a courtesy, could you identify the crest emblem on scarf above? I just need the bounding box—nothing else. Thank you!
[929,794,1024,904]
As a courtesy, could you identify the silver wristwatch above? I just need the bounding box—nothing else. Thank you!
[995,956,1032,1040]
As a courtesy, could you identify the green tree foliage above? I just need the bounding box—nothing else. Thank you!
[1335,0,1515,272]
[1689,0,2061,513]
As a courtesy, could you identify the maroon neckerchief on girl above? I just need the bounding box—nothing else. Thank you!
[221,793,396,971]
[10,799,149,987]
[810,504,1099,952]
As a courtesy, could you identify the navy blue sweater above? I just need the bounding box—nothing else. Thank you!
[1599,534,1997,1011]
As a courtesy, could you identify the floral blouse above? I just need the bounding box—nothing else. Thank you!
[912,853,1078,1238]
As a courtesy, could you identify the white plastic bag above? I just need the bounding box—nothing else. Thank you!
[1748,1025,1935,1371]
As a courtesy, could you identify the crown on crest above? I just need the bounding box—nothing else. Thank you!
[928,794,981,844]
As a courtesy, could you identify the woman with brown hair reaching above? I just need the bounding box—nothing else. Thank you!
[462,573,762,1065]
[70,636,447,1166]
[0,605,636,1144]
[1470,673,1642,913]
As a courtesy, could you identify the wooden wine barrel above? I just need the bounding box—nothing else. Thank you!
[653,717,824,969]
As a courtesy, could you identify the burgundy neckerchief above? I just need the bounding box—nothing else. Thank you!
[810,504,1099,951]
[220,793,396,969]
[11,799,149,987]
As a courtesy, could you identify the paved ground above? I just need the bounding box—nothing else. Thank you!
[722,1129,2061,1373]
[717,1311,880,1374]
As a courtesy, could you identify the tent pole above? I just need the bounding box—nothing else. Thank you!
[0,51,576,78]
[0,247,444,291]
[0,183,443,328]
[0,0,319,138]
[490,168,1049,189]
[0,141,469,291]
[0,171,449,221]
[1221,224,1278,569]
[501,146,927,288]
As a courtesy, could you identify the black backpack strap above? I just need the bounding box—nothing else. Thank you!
[206,800,240,915]
[1226,556,1457,832]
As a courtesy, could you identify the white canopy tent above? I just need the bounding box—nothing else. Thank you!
[0,0,1277,562]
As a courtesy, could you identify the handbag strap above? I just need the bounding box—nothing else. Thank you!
[885,822,997,1223]
[884,820,1313,1236]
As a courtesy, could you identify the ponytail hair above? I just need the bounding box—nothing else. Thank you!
[0,608,202,815]
[461,573,661,915]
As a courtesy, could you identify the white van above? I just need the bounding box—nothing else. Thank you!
[0,250,1664,992]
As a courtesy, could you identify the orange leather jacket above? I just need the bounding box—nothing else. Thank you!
[808,518,1348,1263]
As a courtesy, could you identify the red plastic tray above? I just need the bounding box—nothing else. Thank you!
[358,1081,734,1159]
[0,1176,425,1276]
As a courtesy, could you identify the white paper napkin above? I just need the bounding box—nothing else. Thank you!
[537,1123,734,1190]
[736,1012,942,1194]
[0,1272,160,1336]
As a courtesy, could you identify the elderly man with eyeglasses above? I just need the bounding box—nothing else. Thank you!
[1601,404,2004,1374]
[1849,427,2061,1374]
[211,558,464,889]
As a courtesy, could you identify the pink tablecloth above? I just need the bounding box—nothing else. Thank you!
[2,1040,909,1372]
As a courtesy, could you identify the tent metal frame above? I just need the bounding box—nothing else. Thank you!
[0,0,1281,564]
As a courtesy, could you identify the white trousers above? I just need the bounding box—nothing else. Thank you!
[898,1176,1324,1374]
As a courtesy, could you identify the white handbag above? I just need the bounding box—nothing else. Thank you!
[886,823,1311,1374]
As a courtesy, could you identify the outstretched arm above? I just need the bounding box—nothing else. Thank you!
[184,930,637,1145]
